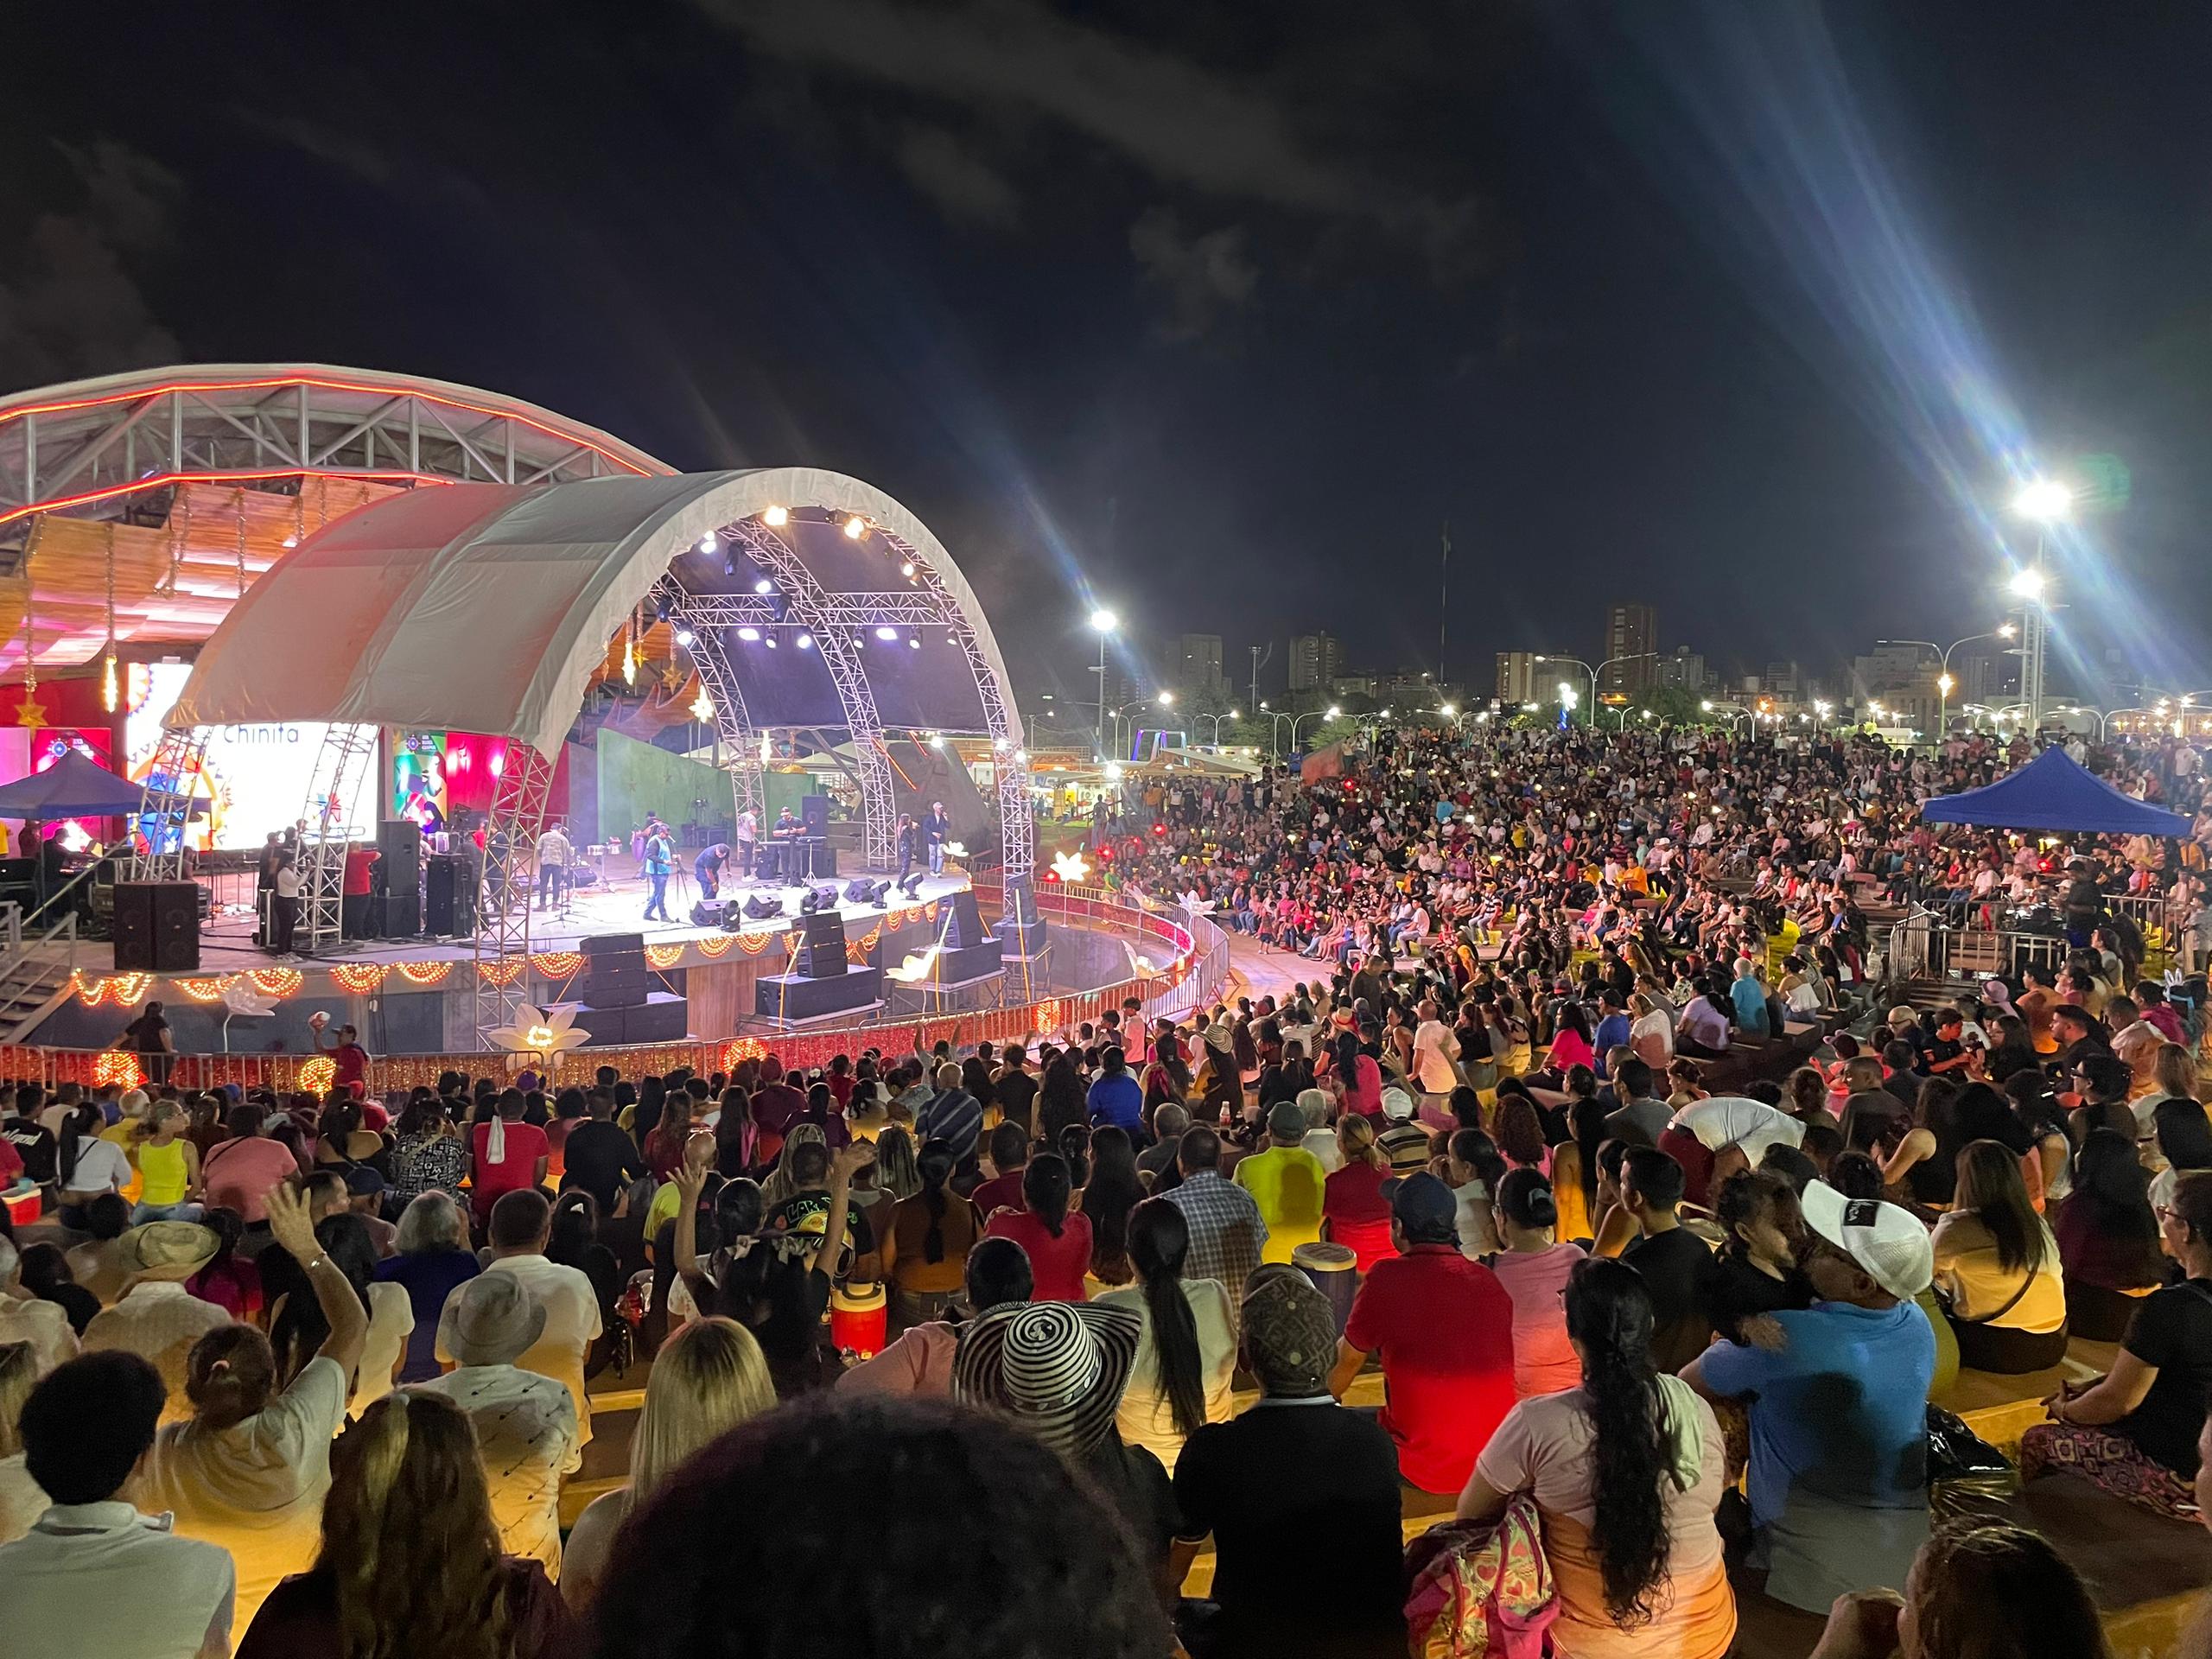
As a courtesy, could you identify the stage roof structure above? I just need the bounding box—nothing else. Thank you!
[1918,746,2192,836]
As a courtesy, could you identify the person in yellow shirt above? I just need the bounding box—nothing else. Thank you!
[1233,1101,1329,1264]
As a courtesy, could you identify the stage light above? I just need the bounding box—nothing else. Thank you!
[673,626,695,647]
[762,505,789,526]
[843,515,867,539]
[875,626,898,640]
[754,579,773,595]
[766,636,779,649]
[900,561,916,577]
[926,733,944,748]
[908,636,920,649]
[737,626,760,642]
[994,737,1007,752]
[697,533,716,554]
[853,634,866,648]
[797,632,814,650]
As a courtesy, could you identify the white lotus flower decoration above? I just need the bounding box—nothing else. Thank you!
[222,979,278,1018]
[887,945,943,984]
[486,1002,591,1065]
[944,840,969,859]
[1177,888,1216,916]
[1051,849,1090,883]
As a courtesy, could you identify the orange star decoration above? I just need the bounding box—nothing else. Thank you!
[12,689,48,733]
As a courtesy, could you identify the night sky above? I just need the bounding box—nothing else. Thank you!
[5,3,2210,709]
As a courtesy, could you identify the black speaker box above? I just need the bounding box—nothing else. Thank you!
[383,894,420,938]
[800,793,830,838]
[424,855,474,935]
[794,909,849,978]
[690,899,730,927]
[112,880,200,972]
[582,931,649,1008]
[939,888,994,949]
[754,963,883,1021]
[564,991,690,1045]
[378,819,421,888]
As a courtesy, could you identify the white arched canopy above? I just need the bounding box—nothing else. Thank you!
[166,467,1026,763]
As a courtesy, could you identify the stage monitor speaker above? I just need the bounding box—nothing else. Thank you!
[1003,874,1041,928]
[800,793,830,839]
[844,877,891,907]
[424,855,473,935]
[690,899,729,927]
[742,893,785,920]
[939,888,993,949]
[795,909,849,978]
[112,880,200,972]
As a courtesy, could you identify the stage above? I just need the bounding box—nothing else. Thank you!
[184,865,977,972]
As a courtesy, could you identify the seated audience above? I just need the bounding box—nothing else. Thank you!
[1460,1258,1735,1658]
[82,1220,230,1420]
[141,1181,365,1644]
[0,1340,41,1544]
[1684,1181,1936,1613]
[0,1350,236,1659]
[1698,1169,1811,1343]
[2019,1169,2212,1521]
[1175,1268,1404,1659]
[1097,1198,1237,1466]
[236,1389,578,1658]
[0,1236,79,1376]
[1807,1520,2112,1659]
[451,1188,601,1442]
[838,1236,1033,1397]
[1330,1170,1516,1493]
[1617,1146,1713,1373]
[2054,1127,2167,1340]
[562,1316,776,1609]
[378,1188,483,1382]
[1232,1100,1328,1263]
[1929,1139,2067,1373]
[984,1151,1094,1302]
[588,1392,1173,1659]
[1162,1127,1269,1305]
[1490,1167,1585,1398]
[881,1138,981,1330]
[1321,1114,1395,1270]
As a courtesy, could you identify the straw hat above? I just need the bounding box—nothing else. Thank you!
[118,1222,219,1281]
[953,1301,1141,1459]
[435,1272,548,1367]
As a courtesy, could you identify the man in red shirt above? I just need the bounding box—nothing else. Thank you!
[1329,1170,1516,1493]
[312,1020,371,1096]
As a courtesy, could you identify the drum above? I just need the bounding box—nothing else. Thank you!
[1292,1241,1359,1335]
[829,1281,888,1359]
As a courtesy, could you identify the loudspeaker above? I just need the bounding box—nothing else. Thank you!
[844,877,891,906]
[582,931,649,1009]
[800,793,830,839]
[690,899,729,927]
[755,963,883,1021]
[1001,874,1047,955]
[799,882,841,915]
[794,909,849,978]
[742,893,785,920]
[939,888,994,949]
[424,855,473,935]
[112,880,200,972]
[378,819,421,887]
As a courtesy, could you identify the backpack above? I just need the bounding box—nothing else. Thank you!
[1403,1495,1559,1659]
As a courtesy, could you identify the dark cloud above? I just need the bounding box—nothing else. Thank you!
[1128,208,1256,340]
[0,140,181,386]
[894,125,1020,226]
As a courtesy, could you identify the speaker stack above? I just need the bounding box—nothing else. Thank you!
[112,880,200,972]
[925,887,1004,986]
[378,820,422,938]
[562,931,690,1045]
[755,906,883,1023]
[1001,873,1049,958]
[424,854,474,936]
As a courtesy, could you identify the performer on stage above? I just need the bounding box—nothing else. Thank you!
[536,819,574,912]
[642,822,674,922]
[924,800,951,875]
[734,807,757,884]
[894,812,918,889]
[770,806,804,883]
[694,841,731,900]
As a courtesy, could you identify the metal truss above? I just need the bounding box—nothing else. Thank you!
[297,724,381,957]
[673,592,958,630]
[129,728,210,881]
[474,742,557,1044]
[0,368,666,543]
[671,612,762,828]
[728,524,899,871]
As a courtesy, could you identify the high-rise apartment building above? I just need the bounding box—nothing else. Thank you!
[1602,602,1659,693]
[1289,632,1344,693]
[1176,633,1225,698]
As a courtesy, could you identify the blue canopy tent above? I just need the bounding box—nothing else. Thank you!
[0,752,200,820]
[1919,747,2190,836]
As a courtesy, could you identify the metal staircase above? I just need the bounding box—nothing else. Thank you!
[0,901,79,1044]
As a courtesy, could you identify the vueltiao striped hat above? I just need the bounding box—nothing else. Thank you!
[952,1300,1142,1459]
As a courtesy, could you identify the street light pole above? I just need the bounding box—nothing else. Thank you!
[1290,705,1342,752]
[1088,608,1118,761]
[1533,655,1598,724]
[2009,479,2071,734]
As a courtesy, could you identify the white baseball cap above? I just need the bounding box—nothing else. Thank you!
[1798,1180,1933,1302]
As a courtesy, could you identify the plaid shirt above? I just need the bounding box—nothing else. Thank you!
[1163,1169,1268,1305]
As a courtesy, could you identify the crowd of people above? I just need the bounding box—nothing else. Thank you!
[0,716,2209,1656]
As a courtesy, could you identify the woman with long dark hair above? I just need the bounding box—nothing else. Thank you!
[1036,1054,1089,1144]
[1931,1139,2068,1373]
[982,1152,1093,1302]
[881,1138,980,1332]
[1097,1198,1234,1467]
[1076,1127,1143,1288]
[233,1390,577,1659]
[1456,1257,1734,1656]
[2054,1128,2166,1340]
